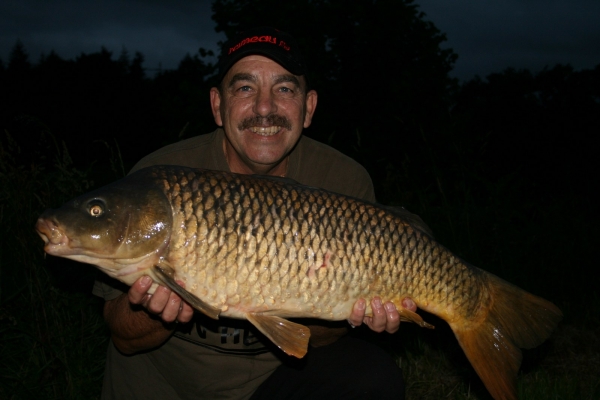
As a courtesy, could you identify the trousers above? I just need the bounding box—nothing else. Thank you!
[250,334,405,400]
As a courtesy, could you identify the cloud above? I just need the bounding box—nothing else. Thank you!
[417,0,600,80]
[1,0,598,80]
[0,0,223,70]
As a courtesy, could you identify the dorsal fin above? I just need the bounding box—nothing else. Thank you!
[379,205,434,237]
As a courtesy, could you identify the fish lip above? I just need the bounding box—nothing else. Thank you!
[35,218,58,243]
[35,217,72,254]
[37,229,50,245]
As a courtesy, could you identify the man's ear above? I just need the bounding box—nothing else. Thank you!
[210,87,223,126]
[303,90,318,128]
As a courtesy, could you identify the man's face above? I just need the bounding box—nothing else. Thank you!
[210,55,317,175]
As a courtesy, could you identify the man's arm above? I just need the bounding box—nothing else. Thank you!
[104,276,194,354]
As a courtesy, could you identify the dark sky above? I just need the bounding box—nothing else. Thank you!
[1,0,599,81]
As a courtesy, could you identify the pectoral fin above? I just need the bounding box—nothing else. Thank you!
[152,264,221,320]
[246,313,311,358]
[398,307,435,329]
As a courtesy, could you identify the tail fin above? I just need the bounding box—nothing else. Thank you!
[451,272,562,400]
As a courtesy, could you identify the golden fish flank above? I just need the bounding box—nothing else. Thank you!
[36,165,562,400]
[185,168,445,319]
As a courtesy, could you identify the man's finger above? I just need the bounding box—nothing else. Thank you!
[402,297,417,312]
[367,297,387,333]
[128,276,153,304]
[384,302,400,334]
[160,292,184,323]
[348,298,366,327]
[177,302,195,324]
[146,285,173,315]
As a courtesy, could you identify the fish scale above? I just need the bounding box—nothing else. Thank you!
[153,167,476,322]
[36,165,562,400]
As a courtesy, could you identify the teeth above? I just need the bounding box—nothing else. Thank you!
[249,126,281,135]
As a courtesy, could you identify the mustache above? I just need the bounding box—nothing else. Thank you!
[238,115,292,131]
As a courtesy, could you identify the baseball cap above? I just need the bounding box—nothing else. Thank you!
[216,26,308,84]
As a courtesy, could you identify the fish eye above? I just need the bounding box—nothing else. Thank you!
[88,200,105,217]
[90,205,103,216]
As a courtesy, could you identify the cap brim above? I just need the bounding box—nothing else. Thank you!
[218,47,306,83]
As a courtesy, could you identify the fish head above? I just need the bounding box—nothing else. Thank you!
[35,173,173,281]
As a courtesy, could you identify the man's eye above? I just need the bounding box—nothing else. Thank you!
[238,85,252,92]
[279,86,293,93]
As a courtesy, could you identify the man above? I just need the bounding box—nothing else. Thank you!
[94,27,417,399]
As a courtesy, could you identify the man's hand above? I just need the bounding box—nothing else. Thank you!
[348,297,417,334]
[128,275,194,324]
[104,276,194,354]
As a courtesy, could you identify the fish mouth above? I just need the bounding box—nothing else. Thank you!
[35,217,72,255]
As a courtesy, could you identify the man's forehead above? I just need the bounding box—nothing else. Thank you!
[229,55,293,74]
[224,55,304,86]
[227,72,301,88]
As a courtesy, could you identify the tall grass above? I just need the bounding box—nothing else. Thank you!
[0,129,109,399]
[370,126,600,399]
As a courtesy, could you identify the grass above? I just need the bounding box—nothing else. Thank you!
[1,123,598,399]
[389,323,600,399]
[0,129,109,399]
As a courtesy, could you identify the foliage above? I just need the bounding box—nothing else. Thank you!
[0,45,216,173]
[452,64,600,199]
[0,128,109,399]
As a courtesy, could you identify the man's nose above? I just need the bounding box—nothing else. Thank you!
[253,89,277,116]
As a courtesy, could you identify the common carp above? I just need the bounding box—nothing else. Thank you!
[36,165,561,400]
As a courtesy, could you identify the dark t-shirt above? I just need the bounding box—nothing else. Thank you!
[93,128,376,400]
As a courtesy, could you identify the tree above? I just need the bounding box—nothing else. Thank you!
[152,52,217,144]
[7,40,31,73]
[210,0,458,196]
[453,64,600,198]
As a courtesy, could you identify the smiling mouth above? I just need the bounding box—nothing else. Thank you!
[239,115,292,134]
[249,126,282,135]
